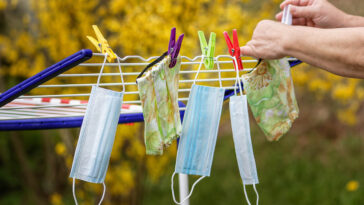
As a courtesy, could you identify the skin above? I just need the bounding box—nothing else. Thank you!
[241,0,364,79]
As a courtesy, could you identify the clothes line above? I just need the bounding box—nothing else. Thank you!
[0,53,299,121]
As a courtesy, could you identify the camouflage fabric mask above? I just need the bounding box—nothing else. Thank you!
[152,56,182,147]
[137,71,163,155]
[241,58,299,141]
[137,56,182,155]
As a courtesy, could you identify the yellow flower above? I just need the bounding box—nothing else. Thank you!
[55,143,66,156]
[50,193,63,205]
[0,0,6,10]
[346,180,359,192]
[337,109,357,126]
[332,83,355,102]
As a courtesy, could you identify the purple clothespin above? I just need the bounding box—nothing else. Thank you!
[168,27,184,68]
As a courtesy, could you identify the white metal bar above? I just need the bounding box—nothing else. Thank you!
[38,78,237,88]
[17,84,242,99]
[0,110,67,117]
[41,107,87,113]
[58,68,250,77]
[0,106,187,120]
[1,104,87,110]
[10,84,242,103]
[19,94,90,98]
[9,108,84,116]
[1,54,298,121]
[79,61,255,67]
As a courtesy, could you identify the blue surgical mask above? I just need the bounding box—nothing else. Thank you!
[70,54,125,205]
[171,57,225,204]
[230,57,259,205]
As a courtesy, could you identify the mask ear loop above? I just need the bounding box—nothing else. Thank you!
[171,172,206,205]
[215,56,223,88]
[243,184,252,205]
[96,53,109,87]
[193,56,205,85]
[72,178,78,205]
[73,178,106,205]
[253,184,259,205]
[116,56,126,93]
[232,56,243,96]
[242,183,260,205]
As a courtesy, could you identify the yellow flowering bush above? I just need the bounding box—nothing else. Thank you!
[1,0,363,204]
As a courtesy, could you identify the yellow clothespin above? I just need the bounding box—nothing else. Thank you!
[87,25,117,62]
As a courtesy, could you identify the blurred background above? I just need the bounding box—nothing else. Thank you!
[1,0,364,204]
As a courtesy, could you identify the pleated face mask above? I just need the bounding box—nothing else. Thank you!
[70,54,125,205]
[230,58,259,205]
[137,56,182,155]
[241,59,299,141]
[171,56,225,204]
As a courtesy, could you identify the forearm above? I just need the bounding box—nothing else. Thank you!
[344,14,364,27]
[284,26,364,78]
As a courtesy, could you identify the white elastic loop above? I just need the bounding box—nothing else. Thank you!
[233,77,238,96]
[193,56,205,85]
[233,56,243,96]
[116,56,126,92]
[171,172,206,204]
[96,53,108,87]
[98,182,106,205]
[72,178,106,205]
[253,184,259,205]
[72,178,78,205]
[216,57,222,88]
[243,185,252,205]
[215,56,223,88]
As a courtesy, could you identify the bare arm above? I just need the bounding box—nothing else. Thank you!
[241,20,364,78]
[344,14,364,27]
[285,26,364,78]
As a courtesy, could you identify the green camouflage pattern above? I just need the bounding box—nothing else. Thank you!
[137,56,182,155]
[137,71,163,155]
[241,58,299,141]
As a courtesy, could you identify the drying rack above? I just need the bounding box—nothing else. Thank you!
[0,49,301,204]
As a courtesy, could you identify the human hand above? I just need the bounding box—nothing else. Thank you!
[276,0,348,28]
[240,20,291,59]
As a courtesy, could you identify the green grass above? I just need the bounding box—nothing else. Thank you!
[143,110,364,205]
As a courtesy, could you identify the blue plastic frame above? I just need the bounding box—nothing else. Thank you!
[0,49,93,107]
[0,53,301,131]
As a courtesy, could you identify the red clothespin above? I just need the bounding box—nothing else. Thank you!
[223,29,243,71]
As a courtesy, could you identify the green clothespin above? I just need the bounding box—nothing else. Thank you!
[198,31,216,69]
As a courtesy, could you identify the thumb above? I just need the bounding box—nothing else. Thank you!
[290,5,315,18]
[240,45,256,58]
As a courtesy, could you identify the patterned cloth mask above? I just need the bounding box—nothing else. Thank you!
[171,57,225,204]
[137,56,182,155]
[230,58,259,205]
[70,54,125,205]
[241,58,299,141]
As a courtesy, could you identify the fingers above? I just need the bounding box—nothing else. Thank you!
[275,12,283,21]
[280,0,310,9]
[307,19,315,27]
[280,0,299,9]
[290,5,315,18]
[240,45,257,58]
[292,17,307,26]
